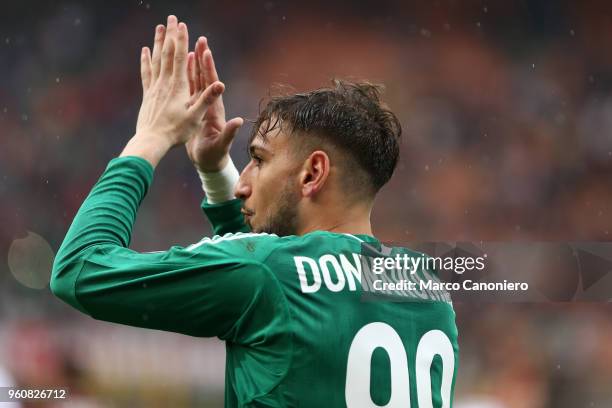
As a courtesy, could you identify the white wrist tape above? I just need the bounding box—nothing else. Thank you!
[197,158,240,204]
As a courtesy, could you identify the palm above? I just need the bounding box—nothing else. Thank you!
[185,97,227,170]
[185,37,242,172]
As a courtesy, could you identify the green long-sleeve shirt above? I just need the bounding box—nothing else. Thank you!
[51,156,458,407]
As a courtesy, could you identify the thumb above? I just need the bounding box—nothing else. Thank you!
[189,81,224,118]
[220,117,244,145]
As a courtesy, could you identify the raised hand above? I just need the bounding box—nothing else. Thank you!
[123,16,225,168]
[185,37,244,173]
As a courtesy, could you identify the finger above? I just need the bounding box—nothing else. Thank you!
[151,25,165,80]
[189,81,225,118]
[197,37,208,88]
[187,91,200,108]
[161,37,175,78]
[194,37,206,91]
[173,22,189,83]
[141,47,152,90]
[187,52,195,95]
[221,117,244,144]
[202,48,220,88]
[160,15,178,78]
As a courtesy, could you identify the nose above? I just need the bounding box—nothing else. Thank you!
[233,171,251,200]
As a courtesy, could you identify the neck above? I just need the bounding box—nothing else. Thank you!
[298,204,373,236]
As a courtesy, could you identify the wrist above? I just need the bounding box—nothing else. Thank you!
[194,154,229,173]
[197,157,240,204]
[120,133,173,168]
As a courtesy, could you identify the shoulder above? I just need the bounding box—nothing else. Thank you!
[186,231,283,249]
[184,231,365,264]
[185,232,289,263]
[261,231,368,263]
[182,232,291,301]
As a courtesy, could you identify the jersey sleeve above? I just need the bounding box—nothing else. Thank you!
[201,197,250,235]
[51,157,286,341]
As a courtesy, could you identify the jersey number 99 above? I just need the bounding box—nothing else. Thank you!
[345,322,455,408]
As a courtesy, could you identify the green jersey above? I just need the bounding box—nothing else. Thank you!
[51,157,459,407]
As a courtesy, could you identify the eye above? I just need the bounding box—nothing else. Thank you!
[252,155,263,167]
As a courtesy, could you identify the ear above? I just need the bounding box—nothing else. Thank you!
[299,150,330,198]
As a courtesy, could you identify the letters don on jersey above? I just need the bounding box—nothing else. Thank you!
[51,157,459,407]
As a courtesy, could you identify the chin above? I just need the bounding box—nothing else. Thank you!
[251,226,268,234]
[246,220,257,232]
[250,224,270,235]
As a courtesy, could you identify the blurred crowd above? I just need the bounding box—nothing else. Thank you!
[1,1,612,407]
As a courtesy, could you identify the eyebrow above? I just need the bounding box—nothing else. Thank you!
[249,144,272,157]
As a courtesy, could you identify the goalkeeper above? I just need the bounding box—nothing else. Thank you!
[51,16,458,407]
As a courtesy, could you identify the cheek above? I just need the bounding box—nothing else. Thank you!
[253,167,284,206]
[255,175,274,205]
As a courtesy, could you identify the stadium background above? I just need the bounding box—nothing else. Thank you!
[1,0,612,406]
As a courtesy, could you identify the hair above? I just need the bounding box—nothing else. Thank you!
[250,79,402,197]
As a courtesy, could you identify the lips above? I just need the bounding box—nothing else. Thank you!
[241,208,254,222]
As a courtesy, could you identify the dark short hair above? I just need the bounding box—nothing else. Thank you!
[250,79,401,196]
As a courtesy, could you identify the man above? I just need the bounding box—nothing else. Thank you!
[51,16,458,407]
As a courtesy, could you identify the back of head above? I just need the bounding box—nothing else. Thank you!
[251,79,402,199]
